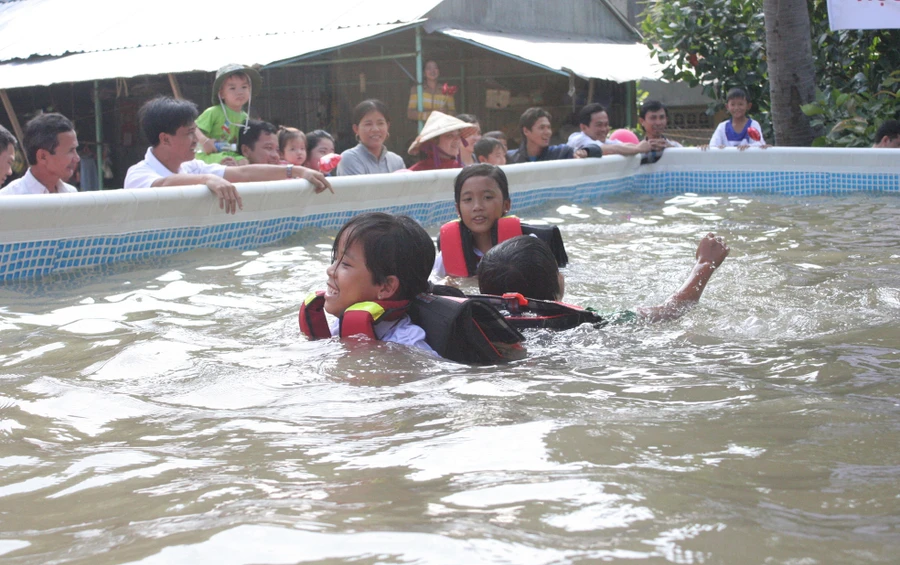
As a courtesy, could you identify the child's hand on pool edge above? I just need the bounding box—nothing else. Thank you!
[695,232,729,269]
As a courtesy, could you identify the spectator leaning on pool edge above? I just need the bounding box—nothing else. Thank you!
[506,107,588,164]
[124,97,331,214]
[239,119,281,165]
[0,124,18,187]
[0,113,80,195]
[566,103,663,156]
[336,99,405,176]
[638,100,683,148]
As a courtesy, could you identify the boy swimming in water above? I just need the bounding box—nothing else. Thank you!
[477,233,729,323]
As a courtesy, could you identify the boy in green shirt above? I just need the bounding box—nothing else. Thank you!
[194,63,261,165]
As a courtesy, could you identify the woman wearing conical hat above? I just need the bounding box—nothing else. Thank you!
[407,112,478,172]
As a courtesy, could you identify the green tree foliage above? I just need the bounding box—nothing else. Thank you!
[802,71,900,147]
[641,0,769,128]
[641,0,900,146]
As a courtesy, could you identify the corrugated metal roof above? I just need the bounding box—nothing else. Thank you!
[0,0,442,61]
[0,23,414,89]
[435,28,662,82]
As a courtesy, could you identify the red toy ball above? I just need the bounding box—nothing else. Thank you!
[609,129,640,144]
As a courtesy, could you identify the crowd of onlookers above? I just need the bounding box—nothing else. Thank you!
[1,61,898,205]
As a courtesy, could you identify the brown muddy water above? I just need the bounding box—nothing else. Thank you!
[1,193,898,564]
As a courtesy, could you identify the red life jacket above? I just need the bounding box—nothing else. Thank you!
[298,291,410,340]
[439,216,523,277]
[299,291,526,364]
[466,292,608,330]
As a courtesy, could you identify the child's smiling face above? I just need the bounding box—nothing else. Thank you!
[324,234,384,317]
[457,175,510,244]
[219,74,251,111]
[726,97,750,120]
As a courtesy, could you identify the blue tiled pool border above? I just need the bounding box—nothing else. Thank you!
[1,167,898,282]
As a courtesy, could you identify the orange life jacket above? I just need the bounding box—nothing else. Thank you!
[298,291,410,340]
[438,216,524,277]
[437,216,570,277]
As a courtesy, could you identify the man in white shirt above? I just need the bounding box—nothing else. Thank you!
[125,97,331,214]
[0,113,80,195]
[566,103,662,156]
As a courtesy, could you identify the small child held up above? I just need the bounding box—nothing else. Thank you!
[474,137,507,165]
[300,212,437,355]
[708,88,767,149]
[195,63,261,165]
[278,127,307,166]
[477,233,729,324]
[433,164,567,278]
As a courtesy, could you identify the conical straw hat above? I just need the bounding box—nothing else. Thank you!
[408,111,477,155]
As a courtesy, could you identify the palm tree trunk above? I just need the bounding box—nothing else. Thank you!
[763,0,818,146]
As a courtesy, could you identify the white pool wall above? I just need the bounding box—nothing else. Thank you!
[0,148,897,281]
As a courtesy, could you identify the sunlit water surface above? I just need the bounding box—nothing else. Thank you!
[1,193,899,564]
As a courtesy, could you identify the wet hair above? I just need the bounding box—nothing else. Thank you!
[519,107,551,134]
[577,103,607,126]
[726,87,749,102]
[477,236,561,301]
[352,99,391,125]
[278,127,306,154]
[23,113,75,164]
[639,100,668,119]
[139,96,199,148]
[474,137,504,160]
[457,113,479,125]
[483,130,507,142]
[453,164,510,205]
[305,129,335,154]
[332,212,435,301]
[0,124,16,153]
[239,119,278,151]
[875,119,900,145]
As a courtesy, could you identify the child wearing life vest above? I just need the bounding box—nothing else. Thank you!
[300,212,437,355]
[475,233,729,327]
[708,88,766,149]
[432,164,567,278]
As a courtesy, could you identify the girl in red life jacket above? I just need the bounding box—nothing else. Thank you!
[310,212,438,354]
[433,165,568,279]
[477,233,730,325]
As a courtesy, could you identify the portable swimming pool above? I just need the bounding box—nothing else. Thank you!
[1,149,898,564]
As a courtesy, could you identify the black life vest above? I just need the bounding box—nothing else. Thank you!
[437,216,569,277]
[466,292,608,330]
[298,291,410,340]
[299,291,525,364]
